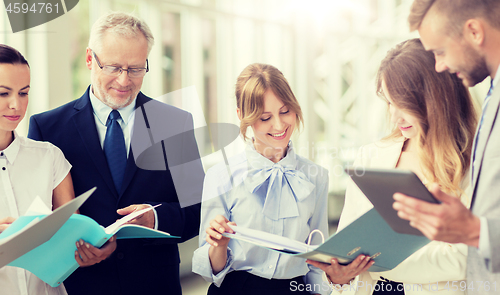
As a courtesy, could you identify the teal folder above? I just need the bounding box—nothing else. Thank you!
[224,208,430,272]
[0,195,179,287]
[0,188,95,269]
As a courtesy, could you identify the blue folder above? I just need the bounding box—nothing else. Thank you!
[0,199,179,287]
[0,187,95,269]
[294,208,429,272]
[225,208,429,272]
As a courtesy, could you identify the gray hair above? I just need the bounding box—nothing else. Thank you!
[88,12,154,55]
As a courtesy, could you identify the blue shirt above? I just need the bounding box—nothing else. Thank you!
[89,86,135,156]
[89,87,158,229]
[192,141,331,294]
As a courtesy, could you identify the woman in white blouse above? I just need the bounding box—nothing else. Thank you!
[192,63,339,295]
[0,44,108,295]
[309,39,478,295]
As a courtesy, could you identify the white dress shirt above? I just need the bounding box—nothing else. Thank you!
[0,131,71,295]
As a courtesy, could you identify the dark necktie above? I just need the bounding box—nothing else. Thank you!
[104,110,127,192]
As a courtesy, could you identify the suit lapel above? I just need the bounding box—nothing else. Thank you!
[471,87,500,204]
[72,87,118,199]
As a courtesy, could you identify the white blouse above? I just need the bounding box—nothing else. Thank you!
[0,132,71,295]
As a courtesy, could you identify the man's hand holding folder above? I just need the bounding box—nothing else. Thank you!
[117,204,158,229]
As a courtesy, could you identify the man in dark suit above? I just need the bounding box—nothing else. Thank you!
[393,1,500,293]
[28,12,204,295]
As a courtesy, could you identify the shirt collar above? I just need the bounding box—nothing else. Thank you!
[89,85,136,125]
[492,64,500,89]
[243,140,315,220]
[245,140,297,170]
[2,131,21,164]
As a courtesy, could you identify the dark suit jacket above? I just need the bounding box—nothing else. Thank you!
[28,87,204,295]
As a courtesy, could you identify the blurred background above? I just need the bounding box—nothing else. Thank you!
[0,0,491,293]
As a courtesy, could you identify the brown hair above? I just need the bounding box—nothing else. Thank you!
[377,38,478,194]
[235,63,303,140]
[409,0,500,34]
[0,44,29,66]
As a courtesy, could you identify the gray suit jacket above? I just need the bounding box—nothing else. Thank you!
[468,82,500,293]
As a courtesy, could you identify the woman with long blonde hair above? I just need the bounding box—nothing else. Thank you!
[308,38,478,295]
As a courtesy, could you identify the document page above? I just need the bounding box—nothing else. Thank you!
[105,204,161,234]
[224,225,318,254]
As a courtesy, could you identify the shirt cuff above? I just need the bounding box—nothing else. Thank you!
[192,243,234,287]
[211,247,234,287]
[478,217,491,259]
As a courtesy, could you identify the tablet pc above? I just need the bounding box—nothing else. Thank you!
[345,167,439,236]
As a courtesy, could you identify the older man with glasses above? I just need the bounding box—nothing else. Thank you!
[28,12,204,295]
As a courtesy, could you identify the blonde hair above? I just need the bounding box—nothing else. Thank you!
[235,63,303,140]
[377,39,478,194]
[89,12,154,55]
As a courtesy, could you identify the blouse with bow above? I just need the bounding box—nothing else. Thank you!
[192,141,330,295]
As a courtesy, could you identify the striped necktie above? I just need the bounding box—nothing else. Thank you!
[472,81,495,179]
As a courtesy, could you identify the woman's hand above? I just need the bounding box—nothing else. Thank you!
[206,215,236,274]
[0,216,15,233]
[206,214,235,248]
[75,236,117,267]
[307,254,374,285]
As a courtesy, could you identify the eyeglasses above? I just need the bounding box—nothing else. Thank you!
[91,50,149,78]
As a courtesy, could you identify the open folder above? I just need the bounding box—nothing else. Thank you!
[0,187,179,287]
[223,208,429,272]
